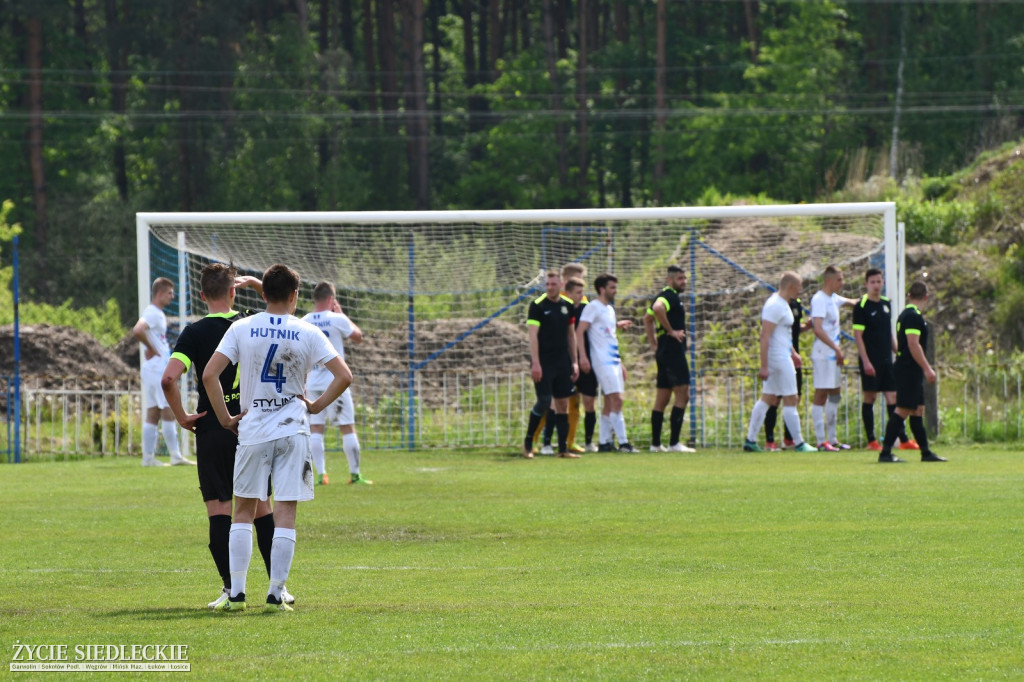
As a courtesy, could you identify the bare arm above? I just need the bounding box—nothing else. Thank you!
[234,275,263,296]
[301,356,353,414]
[813,317,845,363]
[203,352,242,433]
[643,313,657,352]
[132,318,157,359]
[759,320,775,379]
[576,320,591,374]
[160,357,207,431]
[854,329,874,376]
[567,322,579,382]
[347,323,364,345]
[528,325,542,382]
[907,334,936,383]
[653,300,685,343]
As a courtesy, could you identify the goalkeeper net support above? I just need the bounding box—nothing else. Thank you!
[137,203,900,449]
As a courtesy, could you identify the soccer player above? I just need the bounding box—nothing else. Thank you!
[133,277,192,467]
[877,281,945,463]
[160,264,290,609]
[764,295,809,450]
[577,273,638,453]
[536,262,588,455]
[302,282,368,485]
[204,264,352,612]
[522,270,579,459]
[853,267,914,451]
[643,265,695,452]
[809,265,857,451]
[565,277,599,452]
[743,271,817,453]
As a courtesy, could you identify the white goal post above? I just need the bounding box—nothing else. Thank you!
[137,203,900,449]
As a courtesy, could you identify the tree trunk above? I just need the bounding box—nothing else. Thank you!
[577,0,589,199]
[362,0,378,113]
[542,0,569,199]
[26,15,48,246]
[403,0,430,209]
[105,0,129,201]
[487,0,501,80]
[73,0,95,103]
[743,0,758,64]
[463,0,487,131]
[340,0,355,56]
[319,0,333,207]
[554,0,569,59]
[430,0,444,135]
[613,0,632,207]
[653,0,667,203]
[377,0,399,133]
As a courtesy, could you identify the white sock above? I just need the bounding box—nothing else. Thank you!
[811,404,825,444]
[310,433,326,475]
[342,432,361,475]
[611,412,627,444]
[825,400,839,443]
[599,413,612,444]
[782,406,803,446]
[142,423,158,459]
[228,523,253,598]
[161,421,180,458]
[268,527,297,601]
[746,400,770,442]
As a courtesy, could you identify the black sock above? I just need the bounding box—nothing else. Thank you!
[764,404,778,443]
[888,404,909,443]
[669,406,686,446]
[253,513,276,578]
[555,413,569,453]
[862,403,875,442]
[908,415,931,455]
[882,412,905,451]
[584,411,596,445]
[543,408,556,446]
[208,514,232,589]
[525,409,544,450]
[650,410,664,447]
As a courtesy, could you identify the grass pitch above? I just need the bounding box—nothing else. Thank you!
[2,445,1022,680]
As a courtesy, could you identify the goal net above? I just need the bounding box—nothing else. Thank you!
[137,204,899,449]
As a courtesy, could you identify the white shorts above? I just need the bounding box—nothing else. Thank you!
[140,362,169,411]
[762,356,798,397]
[812,356,842,390]
[234,434,314,502]
[306,389,355,427]
[593,363,625,396]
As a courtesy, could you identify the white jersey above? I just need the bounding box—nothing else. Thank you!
[762,293,795,362]
[302,310,355,392]
[139,304,170,371]
[810,290,841,360]
[579,299,621,368]
[215,312,338,445]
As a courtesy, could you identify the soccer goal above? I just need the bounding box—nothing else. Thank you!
[137,203,900,449]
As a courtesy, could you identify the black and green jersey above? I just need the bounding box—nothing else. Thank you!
[895,303,928,370]
[647,286,686,350]
[170,309,255,433]
[852,295,893,363]
[527,293,575,363]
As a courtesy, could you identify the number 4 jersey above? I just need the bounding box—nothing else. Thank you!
[214,311,339,445]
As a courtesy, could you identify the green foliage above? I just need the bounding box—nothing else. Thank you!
[896,197,975,244]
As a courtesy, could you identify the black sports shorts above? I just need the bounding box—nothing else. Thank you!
[859,357,896,393]
[535,358,575,400]
[656,346,690,389]
[196,426,238,503]
[894,365,925,409]
[575,368,598,397]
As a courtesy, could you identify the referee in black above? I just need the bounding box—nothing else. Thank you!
[160,264,291,607]
[877,281,946,463]
[522,270,580,459]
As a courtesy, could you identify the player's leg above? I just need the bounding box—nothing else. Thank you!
[199,429,236,608]
[811,359,839,450]
[764,401,778,448]
[909,405,944,461]
[222,442,273,610]
[862,388,879,447]
[582,393,597,451]
[524,375,553,458]
[878,373,921,462]
[141,399,166,467]
[160,405,192,465]
[779,393,814,451]
[650,355,672,450]
[551,367,577,457]
[745,393,776,451]
[340,397,371,484]
[825,389,847,448]
[307,389,329,483]
[668,383,694,452]
[264,434,313,611]
[566,392,584,452]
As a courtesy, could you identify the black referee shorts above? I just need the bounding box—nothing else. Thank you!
[656,347,690,389]
[535,358,576,400]
[894,365,925,409]
[859,357,896,393]
[196,427,238,503]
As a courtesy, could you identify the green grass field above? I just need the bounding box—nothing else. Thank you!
[3,445,1022,680]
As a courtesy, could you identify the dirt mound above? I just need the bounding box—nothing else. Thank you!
[0,324,134,379]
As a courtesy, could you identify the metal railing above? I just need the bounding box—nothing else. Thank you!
[3,365,1022,460]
